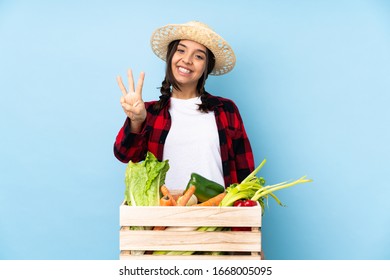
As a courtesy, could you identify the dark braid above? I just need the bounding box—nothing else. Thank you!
[153,40,216,113]
[153,78,171,111]
[153,41,178,111]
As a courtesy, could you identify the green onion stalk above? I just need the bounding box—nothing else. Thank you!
[220,159,313,212]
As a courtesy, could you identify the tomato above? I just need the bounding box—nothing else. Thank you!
[233,199,257,207]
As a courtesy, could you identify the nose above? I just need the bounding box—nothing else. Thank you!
[182,54,192,65]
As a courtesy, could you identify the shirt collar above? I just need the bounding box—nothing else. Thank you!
[162,92,224,111]
[203,92,224,109]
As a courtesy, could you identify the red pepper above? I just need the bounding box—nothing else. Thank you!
[232,200,257,231]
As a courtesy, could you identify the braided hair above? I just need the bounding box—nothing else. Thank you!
[153,40,216,112]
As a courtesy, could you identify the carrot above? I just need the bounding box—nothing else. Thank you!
[155,195,171,230]
[160,195,174,206]
[160,185,177,206]
[193,192,226,206]
[154,189,176,230]
[153,226,166,230]
[176,185,196,206]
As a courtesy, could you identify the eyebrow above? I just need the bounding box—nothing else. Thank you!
[178,43,207,56]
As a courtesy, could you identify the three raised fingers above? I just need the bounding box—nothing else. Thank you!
[117,69,145,98]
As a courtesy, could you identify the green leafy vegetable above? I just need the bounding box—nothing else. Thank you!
[124,152,169,256]
[124,151,169,206]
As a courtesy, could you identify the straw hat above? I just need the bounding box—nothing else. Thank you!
[150,21,236,75]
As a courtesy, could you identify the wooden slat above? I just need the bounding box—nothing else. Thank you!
[120,203,262,227]
[119,229,261,252]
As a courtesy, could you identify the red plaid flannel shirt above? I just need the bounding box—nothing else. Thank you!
[114,93,255,187]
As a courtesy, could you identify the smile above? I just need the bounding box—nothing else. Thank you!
[178,66,191,74]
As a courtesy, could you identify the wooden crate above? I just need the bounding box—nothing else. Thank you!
[119,201,262,260]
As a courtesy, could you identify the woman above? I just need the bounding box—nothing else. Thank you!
[114,21,255,190]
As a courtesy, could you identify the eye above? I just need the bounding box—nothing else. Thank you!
[176,48,185,53]
[195,54,205,60]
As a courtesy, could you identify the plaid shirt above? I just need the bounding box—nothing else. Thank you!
[114,93,255,187]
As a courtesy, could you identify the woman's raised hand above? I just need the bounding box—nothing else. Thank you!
[117,69,147,128]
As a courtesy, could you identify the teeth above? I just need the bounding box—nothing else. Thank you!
[178,67,190,74]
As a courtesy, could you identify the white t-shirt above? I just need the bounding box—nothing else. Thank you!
[162,97,224,191]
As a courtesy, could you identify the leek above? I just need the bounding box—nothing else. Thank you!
[220,159,313,212]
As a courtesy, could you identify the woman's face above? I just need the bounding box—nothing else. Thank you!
[171,39,207,90]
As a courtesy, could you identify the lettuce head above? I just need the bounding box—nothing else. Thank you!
[124,151,169,206]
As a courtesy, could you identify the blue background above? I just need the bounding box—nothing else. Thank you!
[1,0,389,260]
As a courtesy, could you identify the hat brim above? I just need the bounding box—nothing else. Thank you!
[150,22,236,75]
